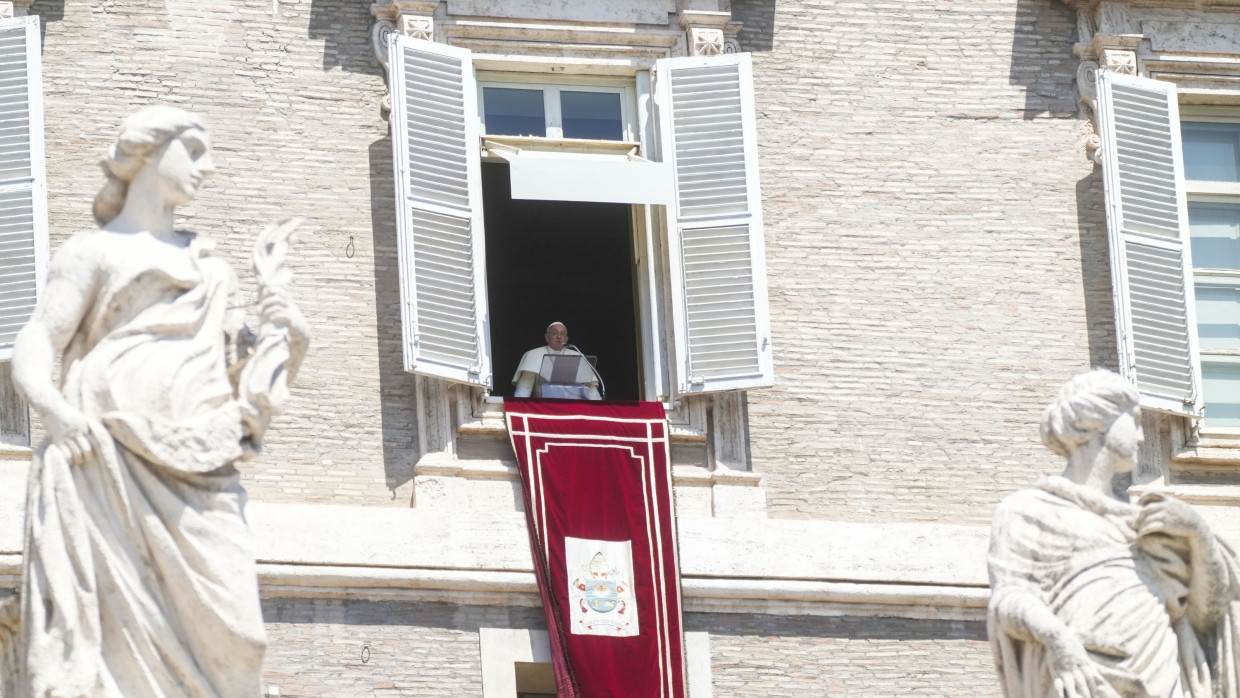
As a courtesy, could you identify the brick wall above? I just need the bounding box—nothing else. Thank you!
[259,600,1001,697]
[31,0,416,505]
[261,599,548,697]
[691,613,1000,697]
[29,0,1109,522]
[732,0,1114,524]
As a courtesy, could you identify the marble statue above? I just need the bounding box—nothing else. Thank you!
[0,106,309,697]
[988,370,1240,698]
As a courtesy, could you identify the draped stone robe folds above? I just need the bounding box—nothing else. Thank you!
[988,476,1240,698]
[1,231,269,697]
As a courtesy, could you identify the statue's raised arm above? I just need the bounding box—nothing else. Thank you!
[237,215,310,452]
[0,105,308,698]
[987,370,1240,698]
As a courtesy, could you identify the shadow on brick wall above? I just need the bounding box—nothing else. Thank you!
[369,135,417,498]
[28,0,63,46]
[1075,173,1119,370]
[732,0,776,52]
[309,0,381,74]
[28,0,62,22]
[1009,0,1079,119]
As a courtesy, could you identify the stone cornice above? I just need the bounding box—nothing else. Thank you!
[368,0,745,116]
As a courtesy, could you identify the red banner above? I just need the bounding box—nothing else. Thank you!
[505,398,686,698]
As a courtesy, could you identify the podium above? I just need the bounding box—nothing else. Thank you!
[539,353,597,399]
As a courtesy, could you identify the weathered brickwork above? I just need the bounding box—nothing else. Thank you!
[28,0,1112,522]
[32,0,415,505]
[261,599,548,697]
[258,601,1001,697]
[732,0,1114,524]
[691,613,1000,697]
[4,0,1098,690]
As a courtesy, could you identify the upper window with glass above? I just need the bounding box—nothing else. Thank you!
[479,79,636,142]
[1182,115,1240,429]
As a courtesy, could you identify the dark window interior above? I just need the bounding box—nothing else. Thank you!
[482,86,546,137]
[483,162,640,400]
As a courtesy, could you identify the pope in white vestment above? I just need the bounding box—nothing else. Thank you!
[512,322,602,399]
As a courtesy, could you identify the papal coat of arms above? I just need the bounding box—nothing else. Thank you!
[565,537,639,637]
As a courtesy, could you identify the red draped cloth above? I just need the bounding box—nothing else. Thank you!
[505,398,686,698]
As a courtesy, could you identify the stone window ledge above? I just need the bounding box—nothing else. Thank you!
[413,452,761,489]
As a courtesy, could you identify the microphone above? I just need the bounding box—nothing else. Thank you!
[566,344,607,400]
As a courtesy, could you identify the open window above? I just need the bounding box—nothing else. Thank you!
[0,16,47,360]
[389,34,773,401]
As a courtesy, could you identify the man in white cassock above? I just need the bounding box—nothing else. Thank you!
[512,322,602,399]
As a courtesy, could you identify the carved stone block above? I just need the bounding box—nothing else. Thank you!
[1101,48,1136,75]
[689,27,725,56]
[402,15,434,41]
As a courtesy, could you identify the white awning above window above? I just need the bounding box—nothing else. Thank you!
[486,145,673,205]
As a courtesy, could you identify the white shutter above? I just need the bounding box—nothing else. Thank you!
[389,35,491,388]
[655,52,773,396]
[1096,71,1201,417]
[0,16,44,361]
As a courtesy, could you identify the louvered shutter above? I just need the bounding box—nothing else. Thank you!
[1096,71,1201,416]
[389,35,491,388]
[655,53,773,396]
[0,16,45,361]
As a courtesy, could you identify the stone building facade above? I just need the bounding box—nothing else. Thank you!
[0,0,1237,695]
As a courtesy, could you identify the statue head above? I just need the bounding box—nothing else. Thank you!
[93,105,211,226]
[1040,369,1140,461]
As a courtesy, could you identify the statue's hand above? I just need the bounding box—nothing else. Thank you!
[1136,493,1212,550]
[1049,644,1121,698]
[46,405,98,466]
[258,291,308,341]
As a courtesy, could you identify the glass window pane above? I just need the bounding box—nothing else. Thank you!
[483,87,546,137]
[1189,201,1240,270]
[561,91,623,141]
[1203,361,1240,428]
[1195,282,1240,351]
[1182,121,1240,182]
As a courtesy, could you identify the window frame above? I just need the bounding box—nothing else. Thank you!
[476,71,664,402]
[1115,29,1240,468]
[477,72,639,144]
[389,36,774,407]
[1180,106,1240,436]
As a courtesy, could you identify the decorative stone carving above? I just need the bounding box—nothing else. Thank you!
[680,9,740,57]
[0,4,13,20]
[371,18,398,72]
[1101,47,1137,74]
[0,106,309,696]
[403,14,434,42]
[1066,0,1144,163]
[987,370,1240,697]
[1075,38,1140,163]
[371,2,439,121]
[689,27,724,56]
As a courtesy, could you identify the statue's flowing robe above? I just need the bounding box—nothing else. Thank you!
[988,476,1240,698]
[5,232,266,697]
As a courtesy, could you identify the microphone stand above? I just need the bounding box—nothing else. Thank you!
[566,344,606,400]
